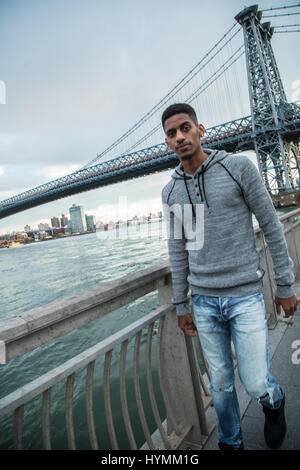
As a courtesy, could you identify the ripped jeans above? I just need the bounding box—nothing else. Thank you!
[192,291,284,447]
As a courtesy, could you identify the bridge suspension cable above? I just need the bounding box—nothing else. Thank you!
[273,23,300,27]
[273,22,300,32]
[261,4,300,12]
[263,12,300,17]
[122,45,245,156]
[119,44,245,157]
[274,28,300,32]
[82,22,243,168]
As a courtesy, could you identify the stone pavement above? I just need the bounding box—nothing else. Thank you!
[203,281,300,451]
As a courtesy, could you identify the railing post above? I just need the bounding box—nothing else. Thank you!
[256,231,278,328]
[293,221,300,282]
[284,216,300,282]
[157,275,214,448]
[256,213,300,329]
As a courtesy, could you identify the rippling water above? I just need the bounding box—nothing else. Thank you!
[0,221,167,321]
[0,221,169,449]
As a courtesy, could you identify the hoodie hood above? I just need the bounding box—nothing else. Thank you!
[170,149,230,212]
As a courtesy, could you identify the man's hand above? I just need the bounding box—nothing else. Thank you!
[275,295,298,318]
[178,313,198,337]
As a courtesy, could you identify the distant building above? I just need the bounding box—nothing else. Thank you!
[24,224,31,232]
[69,204,87,233]
[51,216,60,228]
[54,227,65,235]
[85,215,96,231]
[60,214,68,227]
[26,231,35,239]
[38,231,47,240]
[38,222,50,231]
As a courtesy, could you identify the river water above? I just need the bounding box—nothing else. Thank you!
[0,220,169,449]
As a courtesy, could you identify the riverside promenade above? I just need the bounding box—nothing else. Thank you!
[202,281,300,451]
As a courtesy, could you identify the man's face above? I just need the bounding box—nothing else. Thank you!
[164,113,204,161]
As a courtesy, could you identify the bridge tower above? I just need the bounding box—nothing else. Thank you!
[235,4,300,194]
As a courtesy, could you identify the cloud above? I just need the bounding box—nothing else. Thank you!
[33,164,81,180]
[0,132,17,148]
[0,190,15,200]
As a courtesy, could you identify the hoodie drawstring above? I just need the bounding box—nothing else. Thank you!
[199,152,220,209]
[202,168,209,208]
[184,170,209,218]
[167,179,176,205]
[183,173,196,219]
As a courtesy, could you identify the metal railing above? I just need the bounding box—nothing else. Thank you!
[0,208,299,450]
[256,207,300,327]
[0,266,215,450]
[0,305,175,450]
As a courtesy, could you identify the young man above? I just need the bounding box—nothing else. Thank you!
[161,103,298,450]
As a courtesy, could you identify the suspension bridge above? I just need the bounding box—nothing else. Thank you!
[0,3,300,220]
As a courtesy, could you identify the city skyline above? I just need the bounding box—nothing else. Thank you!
[0,200,163,237]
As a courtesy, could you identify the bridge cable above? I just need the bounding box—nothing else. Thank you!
[82,23,241,168]
[120,46,245,155]
[105,34,244,157]
[261,4,300,12]
[263,12,300,18]
[273,23,300,27]
[274,28,300,32]
[84,23,241,166]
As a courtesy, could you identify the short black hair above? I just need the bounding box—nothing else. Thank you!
[161,103,198,129]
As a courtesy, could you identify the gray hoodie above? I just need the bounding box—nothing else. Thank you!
[161,149,295,316]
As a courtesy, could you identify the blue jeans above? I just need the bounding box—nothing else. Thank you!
[192,291,284,447]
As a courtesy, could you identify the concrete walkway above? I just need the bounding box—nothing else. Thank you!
[203,281,300,451]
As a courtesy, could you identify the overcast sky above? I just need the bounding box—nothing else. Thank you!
[0,0,299,234]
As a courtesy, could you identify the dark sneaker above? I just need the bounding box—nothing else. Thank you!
[218,442,244,451]
[262,395,286,449]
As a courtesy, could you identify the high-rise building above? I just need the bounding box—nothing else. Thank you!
[85,215,96,231]
[69,204,87,233]
[60,214,68,227]
[51,216,60,228]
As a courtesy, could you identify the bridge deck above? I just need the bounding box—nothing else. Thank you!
[202,281,300,451]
